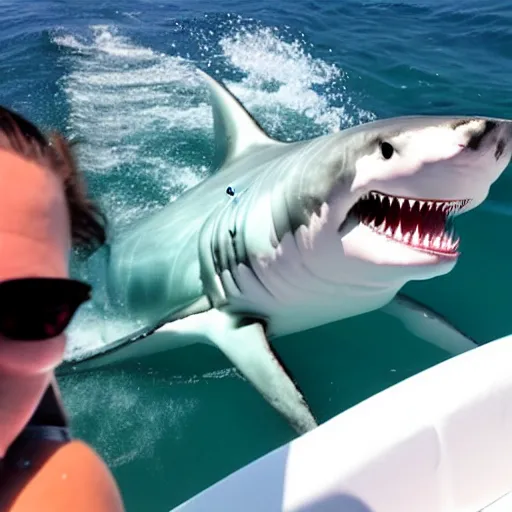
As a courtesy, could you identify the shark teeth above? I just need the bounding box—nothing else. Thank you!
[354,191,471,256]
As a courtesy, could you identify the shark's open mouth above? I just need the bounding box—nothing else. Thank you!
[353,192,471,256]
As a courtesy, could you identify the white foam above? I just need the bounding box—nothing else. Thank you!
[216,25,375,135]
[56,25,208,245]
[219,27,344,134]
[64,305,143,361]
[53,23,375,360]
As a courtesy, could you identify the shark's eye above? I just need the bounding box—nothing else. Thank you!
[380,141,394,160]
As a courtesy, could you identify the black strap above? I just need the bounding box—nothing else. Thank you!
[27,383,68,428]
[0,383,70,473]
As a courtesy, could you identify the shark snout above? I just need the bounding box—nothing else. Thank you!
[456,118,512,164]
[464,119,497,150]
[492,121,512,162]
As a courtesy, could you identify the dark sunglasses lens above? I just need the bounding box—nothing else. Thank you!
[0,305,74,340]
[0,279,91,341]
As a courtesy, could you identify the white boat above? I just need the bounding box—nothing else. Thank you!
[171,334,512,512]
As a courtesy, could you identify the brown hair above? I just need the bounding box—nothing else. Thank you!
[0,106,106,254]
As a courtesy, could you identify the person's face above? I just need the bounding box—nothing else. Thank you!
[0,149,71,456]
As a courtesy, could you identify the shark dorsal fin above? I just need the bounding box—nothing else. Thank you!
[197,69,281,169]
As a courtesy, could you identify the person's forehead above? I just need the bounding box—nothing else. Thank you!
[0,149,70,280]
[0,148,64,207]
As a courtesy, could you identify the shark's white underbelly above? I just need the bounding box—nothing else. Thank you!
[265,292,397,338]
[222,259,399,339]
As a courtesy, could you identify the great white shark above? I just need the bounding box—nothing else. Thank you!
[62,70,512,434]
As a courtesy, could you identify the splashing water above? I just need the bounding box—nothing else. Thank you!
[52,22,374,360]
[54,25,207,233]
[218,26,348,134]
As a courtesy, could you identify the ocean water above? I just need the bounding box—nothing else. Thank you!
[1,0,512,510]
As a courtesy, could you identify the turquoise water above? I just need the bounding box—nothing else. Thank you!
[1,0,512,510]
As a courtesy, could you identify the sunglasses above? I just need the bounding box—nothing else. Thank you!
[0,277,91,341]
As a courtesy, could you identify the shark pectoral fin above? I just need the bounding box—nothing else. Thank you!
[171,308,316,435]
[151,309,317,434]
[213,317,318,435]
[381,293,479,355]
